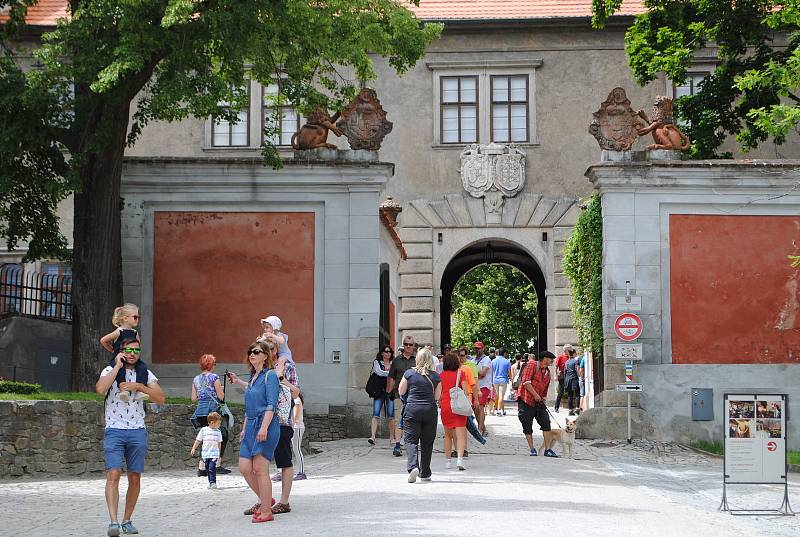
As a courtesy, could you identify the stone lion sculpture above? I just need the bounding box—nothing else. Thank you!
[637,96,691,151]
[291,106,343,150]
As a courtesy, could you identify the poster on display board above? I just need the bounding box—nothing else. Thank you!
[724,393,787,484]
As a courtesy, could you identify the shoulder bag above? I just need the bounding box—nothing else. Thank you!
[449,368,474,416]
[365,360,386,398]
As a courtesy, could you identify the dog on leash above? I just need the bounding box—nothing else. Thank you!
[540,418,577,458]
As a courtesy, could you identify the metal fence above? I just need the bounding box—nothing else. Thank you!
[0,264,72,321]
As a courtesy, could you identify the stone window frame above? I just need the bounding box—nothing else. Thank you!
[665,61,715,127]
[209,83,251,148]
[427,59,542,148]
[439,75,480,144]
[262,81,303,148]
[489,74,529,143]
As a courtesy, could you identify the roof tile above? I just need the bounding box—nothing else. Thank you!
[0,0,68,27]
[408,0,646,20]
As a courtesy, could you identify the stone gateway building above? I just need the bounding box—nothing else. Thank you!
[2,1,798,443]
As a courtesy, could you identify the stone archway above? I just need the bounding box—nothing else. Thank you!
[440,240,547,353]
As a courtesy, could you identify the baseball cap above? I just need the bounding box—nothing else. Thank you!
[473,341,484,349]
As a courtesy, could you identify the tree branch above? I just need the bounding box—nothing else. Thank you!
[786,92,800,104]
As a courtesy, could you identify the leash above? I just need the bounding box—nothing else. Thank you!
[545,405,564,430]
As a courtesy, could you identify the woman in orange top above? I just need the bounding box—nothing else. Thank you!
[440,352,469,471]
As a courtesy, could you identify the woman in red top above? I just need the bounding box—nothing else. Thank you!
[439,352,469,470]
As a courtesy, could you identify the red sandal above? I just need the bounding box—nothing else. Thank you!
[252,511,274,523]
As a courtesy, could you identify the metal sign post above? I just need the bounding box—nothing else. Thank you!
[719,393,794,516]
[616,383,644,444]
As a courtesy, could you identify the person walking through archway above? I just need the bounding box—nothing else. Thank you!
[386,335,417,457]
[491,348,511,416]
[516,351,558,457]
[398,348,441,482]
[440,351,469,471]
[470,341,492,436]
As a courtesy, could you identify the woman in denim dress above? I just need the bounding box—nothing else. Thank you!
[230,340,281,523]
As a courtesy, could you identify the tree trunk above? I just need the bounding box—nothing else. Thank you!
[70,101,130,391]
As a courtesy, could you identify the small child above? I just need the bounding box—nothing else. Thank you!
[191,412,223,489]
[259,315,293,363]
[100,303,148,403]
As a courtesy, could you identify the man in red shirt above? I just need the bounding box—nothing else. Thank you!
[553,344,573,413]
[516,351,558,457]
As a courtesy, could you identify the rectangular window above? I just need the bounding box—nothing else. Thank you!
[491,75,528,143]
[673,73,708,98]
[263,83,301,147]
[440,76,478,144]
[0,263,23,314]
[40,262,72,320]
[211,86,250,147]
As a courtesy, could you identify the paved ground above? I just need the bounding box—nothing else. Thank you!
[1,409,797,536]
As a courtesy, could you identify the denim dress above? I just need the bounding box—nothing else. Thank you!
[239,368,281,460]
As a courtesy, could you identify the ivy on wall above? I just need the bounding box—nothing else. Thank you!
[562,194,603,354]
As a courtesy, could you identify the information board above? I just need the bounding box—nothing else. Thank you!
[724,393,787,484]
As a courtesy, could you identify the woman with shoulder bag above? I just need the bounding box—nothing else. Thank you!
[439,351,470,471]
[366,347,395,446]
[398,348,441,483]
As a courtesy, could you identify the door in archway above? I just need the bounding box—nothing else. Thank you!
[440,240,547,354]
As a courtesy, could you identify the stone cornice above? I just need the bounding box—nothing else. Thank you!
[586,160,800,191]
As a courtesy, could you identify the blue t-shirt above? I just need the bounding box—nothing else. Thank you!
[492,356,511,384]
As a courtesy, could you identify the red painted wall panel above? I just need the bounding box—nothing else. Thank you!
[670,214,800,364]
[153,212,315,364]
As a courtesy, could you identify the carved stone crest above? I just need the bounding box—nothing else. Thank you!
[460,143,526,224]
[336,88,393,150]
[589,87,645,151]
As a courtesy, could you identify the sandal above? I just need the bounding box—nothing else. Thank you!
[252,511,274,523]
[271,502,291,514]
[367,438,375,445]
[243,503,261,516]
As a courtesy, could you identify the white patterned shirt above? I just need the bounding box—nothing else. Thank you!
[100,366,158,430]
[196,426,223,459]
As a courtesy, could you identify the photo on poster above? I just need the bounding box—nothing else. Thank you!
[756,419,782,439]
[756,400,782,419]
[729,400,754,419]
[728,419,754,438]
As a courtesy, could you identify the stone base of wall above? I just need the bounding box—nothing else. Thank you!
[575,407,660,441]
[0,400,348,479]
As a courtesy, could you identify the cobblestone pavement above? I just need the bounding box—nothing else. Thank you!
[1,408,796,537]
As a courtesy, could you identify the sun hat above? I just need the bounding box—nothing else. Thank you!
[260,315,282,331]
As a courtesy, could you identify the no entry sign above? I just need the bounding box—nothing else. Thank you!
[614,313,643,341]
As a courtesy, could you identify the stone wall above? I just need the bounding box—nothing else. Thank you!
[0,400,346,478]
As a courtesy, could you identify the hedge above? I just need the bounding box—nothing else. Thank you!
[0,380,42,394]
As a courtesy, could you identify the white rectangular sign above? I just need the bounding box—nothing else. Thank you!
[615,383,643,392]
[616,343,643,362]
[724,394,787,484]
[615,295,642,312]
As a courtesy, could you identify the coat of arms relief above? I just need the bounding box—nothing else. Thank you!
[460,143,526,223]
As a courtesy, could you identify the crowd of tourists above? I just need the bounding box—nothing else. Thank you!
[366,336,588,483]
[93,301,585,534]
[95,304,306,534]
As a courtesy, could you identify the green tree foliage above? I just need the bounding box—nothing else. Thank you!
[0,0,441,388]
[562,194,603,354]
[592,0,800,158]
[450,264,538,353]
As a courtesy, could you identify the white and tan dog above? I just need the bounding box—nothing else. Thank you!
[540,418,577,458]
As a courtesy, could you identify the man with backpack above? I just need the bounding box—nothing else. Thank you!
[516,351,558,457]
[95,336,165,536]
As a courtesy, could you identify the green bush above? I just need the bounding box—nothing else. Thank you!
[0,380,42,394]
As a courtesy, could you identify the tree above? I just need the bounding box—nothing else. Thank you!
[592,0,800,158]
[0,0,441,389]
[450,264,538,354]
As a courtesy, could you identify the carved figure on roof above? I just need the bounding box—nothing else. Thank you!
[589,87,645,151]
[291,106,343,150]
[336,88,393,150]
[637,96,691,151]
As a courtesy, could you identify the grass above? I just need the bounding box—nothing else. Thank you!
[688,439,723,456]
[0,391,195,405]
[790,451,800,465]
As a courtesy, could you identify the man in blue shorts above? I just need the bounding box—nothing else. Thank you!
[95,337,165,536]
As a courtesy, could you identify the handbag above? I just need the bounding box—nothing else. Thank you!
[365,364,386,398]
[449,369,474,416]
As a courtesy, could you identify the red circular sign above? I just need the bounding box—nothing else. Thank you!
[614,313,643,341]
[767,441,777,452]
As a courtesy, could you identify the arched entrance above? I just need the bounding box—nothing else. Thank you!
[440,240,547,354]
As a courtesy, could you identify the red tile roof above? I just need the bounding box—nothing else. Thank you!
[0,0,69,27]
[408,0,646,21]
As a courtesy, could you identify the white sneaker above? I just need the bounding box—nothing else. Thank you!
[408,468,419,483]
[445,459,452,469]
[134,392,149,402]
[118,391,131,403]
[457,458,466,471]
[209,483,218,490]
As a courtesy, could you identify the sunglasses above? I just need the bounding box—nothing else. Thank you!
[382,349,392,353]
[403,343,415,347]
[123,347,141,354]
[248,349,265,356]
